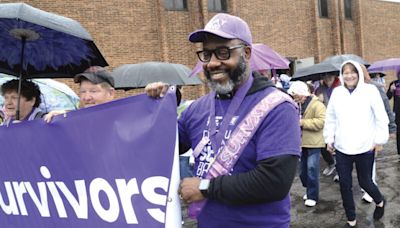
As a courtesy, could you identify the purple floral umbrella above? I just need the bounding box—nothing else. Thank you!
[189,43,289,76]
[368,58,400,73]
[0,3,107,119]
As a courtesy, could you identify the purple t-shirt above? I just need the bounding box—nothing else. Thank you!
[178,87,301,227]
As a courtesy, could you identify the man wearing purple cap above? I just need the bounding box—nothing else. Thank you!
[146,13,301,227]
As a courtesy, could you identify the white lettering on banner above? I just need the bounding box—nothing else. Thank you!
[0,166,170,224]
[48,179,68,218]
[56,180,88,219]
[90,178,120,223]
[0,182,19,215]
[13,181,27,215]
[24,181,50,217]
[141,176,169,223]
[115,179,140,224]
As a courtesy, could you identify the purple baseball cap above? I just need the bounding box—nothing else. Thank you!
[188,13,252,45]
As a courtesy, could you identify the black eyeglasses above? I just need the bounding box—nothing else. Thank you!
[196,45,245,62]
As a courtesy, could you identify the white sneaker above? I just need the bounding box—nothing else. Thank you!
[323,165,336,176]
[303,194,307,200]
[305,199,317,207]
[333,174,339,182]
[362,192,373,203]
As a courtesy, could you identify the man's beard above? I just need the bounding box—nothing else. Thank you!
[204,55,247,94]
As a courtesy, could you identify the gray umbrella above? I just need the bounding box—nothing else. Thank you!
[322,54,369,66]
[292,54,369,81]
[112,62,203,89]
[292,62,341,81]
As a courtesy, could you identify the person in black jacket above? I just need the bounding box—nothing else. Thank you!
[386,71,400,157]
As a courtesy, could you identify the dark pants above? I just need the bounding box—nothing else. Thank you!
[397,123,400,155]
[335,151,384,221]
[321,146,335,166]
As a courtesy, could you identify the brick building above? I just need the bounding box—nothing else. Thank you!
[1,0,400,100]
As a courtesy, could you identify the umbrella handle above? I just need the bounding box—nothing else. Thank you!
[16,37,27,120]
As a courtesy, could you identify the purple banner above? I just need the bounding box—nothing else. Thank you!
[0,90,178,227]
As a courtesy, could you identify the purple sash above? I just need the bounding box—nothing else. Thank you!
[189,89,296,218]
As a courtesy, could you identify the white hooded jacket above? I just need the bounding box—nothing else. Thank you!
[323,60,389,155]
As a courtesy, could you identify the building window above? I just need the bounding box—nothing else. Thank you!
[344,0,352,19]
[164,0,187,11]
[208,0,228,12]
[318,0,329,18]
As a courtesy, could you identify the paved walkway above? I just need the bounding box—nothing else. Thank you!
[182,139,400,227]
[291,138,400,228]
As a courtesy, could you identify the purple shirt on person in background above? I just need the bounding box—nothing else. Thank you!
[178,86,301,227]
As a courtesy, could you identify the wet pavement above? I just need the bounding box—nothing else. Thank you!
[182,138,400,227]
[291,138,400,228]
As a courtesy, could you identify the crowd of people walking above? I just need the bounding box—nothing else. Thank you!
[1,11,398,228]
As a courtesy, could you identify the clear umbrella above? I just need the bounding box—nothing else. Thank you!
[0,74,79,113]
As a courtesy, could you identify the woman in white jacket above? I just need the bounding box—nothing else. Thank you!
[323,60,388,228]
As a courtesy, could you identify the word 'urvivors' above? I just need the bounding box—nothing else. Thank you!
[0,166,169,224]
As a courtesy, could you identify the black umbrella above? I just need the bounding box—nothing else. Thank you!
[0,3,108,119]
[292,62,341,81]
[322,54,369,66]
[112,62,203,89]
[292,54,369,82]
